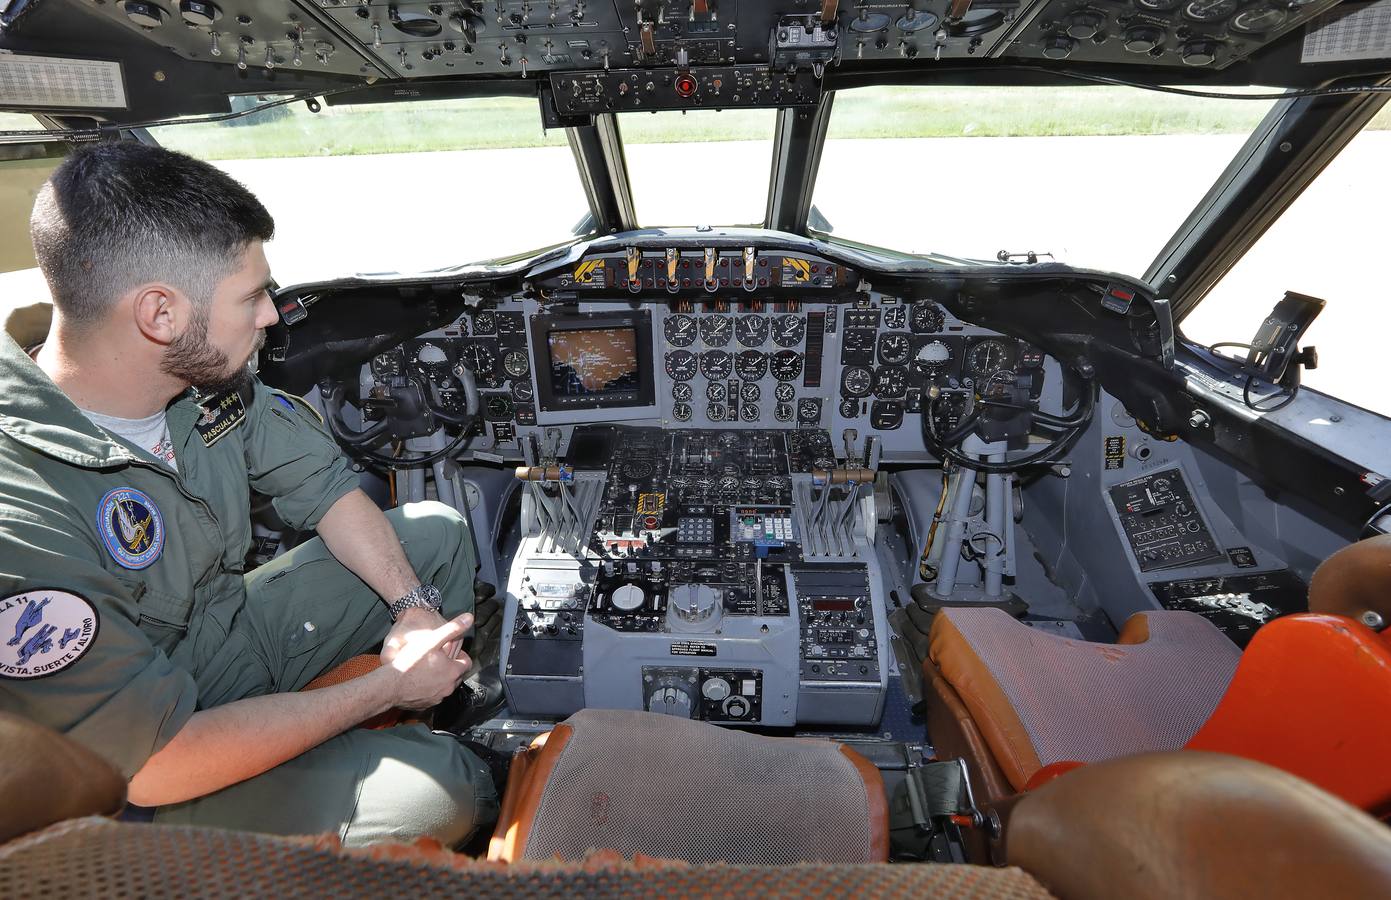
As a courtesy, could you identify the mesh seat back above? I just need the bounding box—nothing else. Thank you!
[521,709,884,864]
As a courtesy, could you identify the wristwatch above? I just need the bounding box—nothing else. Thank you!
[388,583,444,620]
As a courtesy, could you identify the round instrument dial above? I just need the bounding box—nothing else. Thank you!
[460,344,498,381]
[1182,0,1237,20]
[849,11,891,31]
[774,402,795,422]
[718,476,740,493]
[740,404,760,422]
[699,315,732,346]
[1229,4,1286,32]
[740,382,762,403]
[774,382,795,402]
[706,402,728,422]
[770,350,804,382]
[610,584,646,612]
[841,366,874,398]
[873,365,909,400]
[485,394,513,419]
[672,382,693,401]
[736,315,770,347]
[772,314,806,347]
[665,350,698,381]
[897,9,939,31]
[735,350,768,381]
[471,310,497,335]
[707,382,728,403]
[672,402,693,422]
[797,398,822,424]
[511,381,534,402]
[878,333,912,365]
[664,313,697,347]
[967,339,1013,376]
[699,350,733,381]
[914,340,954,375]
[503,349,530,379]
[412,342,451,377]
[910,302,946,334]
[839,399,859,419]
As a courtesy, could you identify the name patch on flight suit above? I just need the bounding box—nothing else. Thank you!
[195,389,247,447]
[0,590,99,680]
[97,487,165,569]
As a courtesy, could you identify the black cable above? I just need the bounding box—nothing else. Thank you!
[1242,367,1301,413]
[1010,67,1391,102]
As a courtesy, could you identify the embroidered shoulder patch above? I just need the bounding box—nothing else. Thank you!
[0,590,99,680]
[97,487,164,570]
[196,389,247,447]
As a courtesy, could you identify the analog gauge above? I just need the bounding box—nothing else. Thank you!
[873,365,909,400]
[878,333,912,365]
[471,310,497,335]
[413,341,450,375]
[372,349,405,378]
[672,382,693,401]
[897,9,940,32]
[1135,0,1179,9]
[910,301,946,334]
[707,382,728,403]
[700,350,733,381]
[740,383,762,403]
[718,475,740,493]
[740,404,760,422]
[883,306,907,330]
[913,340,954,376]
[770,350,804,382]
[484,395,514,419]
[694,477,714,493]
[774,402,795,422]
[849,11,891,31]
[839,399,859,419]
[742,478,761,493]
[1183,0,1237,20]
[772,314,805,347]
[670,476,691,489]
[672,402,693,422]
[699,315,733,346]
[664,313,697,346]
[1229,4,1287,32]
[736,315,770,347]
[735,350,768,381]
[511,381,534,402]
[967,339,1013,376]
[774,382,795,402]
[503,349,530,379]
[665,350,698,381]
[841,366,874,398]
[460,344,498,382]
[706,403,729,422]
[797,398,822,424]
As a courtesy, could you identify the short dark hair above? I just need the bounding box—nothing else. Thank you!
[30,141,275,327]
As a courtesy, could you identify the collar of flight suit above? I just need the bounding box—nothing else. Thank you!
[0,333,200,471]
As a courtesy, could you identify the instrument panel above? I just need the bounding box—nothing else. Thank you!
[353,255,1056,462]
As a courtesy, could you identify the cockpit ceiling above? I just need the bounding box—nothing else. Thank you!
[0,0,1381,125]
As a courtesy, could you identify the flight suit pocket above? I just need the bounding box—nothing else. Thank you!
[116,575,193,641]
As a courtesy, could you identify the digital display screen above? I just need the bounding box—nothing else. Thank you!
[813,598,855,612]
[546,327,640,398]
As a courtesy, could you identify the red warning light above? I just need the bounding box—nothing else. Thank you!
[674,74,698,98]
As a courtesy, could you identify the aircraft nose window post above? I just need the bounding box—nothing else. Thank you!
[3,1,1391,893]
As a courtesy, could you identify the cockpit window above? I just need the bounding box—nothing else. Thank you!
[149,96,591,285]
[811,85,1280,274]
[620,108,777,227]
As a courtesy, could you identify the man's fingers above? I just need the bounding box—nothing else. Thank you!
[426,612,473,651]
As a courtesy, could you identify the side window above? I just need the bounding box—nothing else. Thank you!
[1180,104,1391,418]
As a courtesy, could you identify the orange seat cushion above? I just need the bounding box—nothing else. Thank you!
[928,608,1240,790]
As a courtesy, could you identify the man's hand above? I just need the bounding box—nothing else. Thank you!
[382,606,468,665]
[382,610,475,710]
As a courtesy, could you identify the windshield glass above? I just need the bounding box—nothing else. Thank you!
[150,96,590,285]
[621,108,776,227]
[812,85,1281,275]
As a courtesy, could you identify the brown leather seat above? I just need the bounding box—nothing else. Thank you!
[926,607,1240,802]
[489,708,889,865]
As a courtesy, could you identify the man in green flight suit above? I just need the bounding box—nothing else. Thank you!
[0,141,499,847]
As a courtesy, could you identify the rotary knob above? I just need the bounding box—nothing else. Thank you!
[1042,35,1076,59]
[1181,40,1221,66]
[702,677,732,702]
[647,685,694,718]
[1123,26,1164,53]
[1063,12,1104,40]
[667,583,722,633]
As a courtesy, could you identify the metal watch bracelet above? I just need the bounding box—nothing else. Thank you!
[387,583,443,620]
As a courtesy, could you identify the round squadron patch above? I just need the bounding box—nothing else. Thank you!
[0,590,99,680]
[97,487,164,570]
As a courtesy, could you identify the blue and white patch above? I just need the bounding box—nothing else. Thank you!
[0,590,99,680]
[97,487,164,570]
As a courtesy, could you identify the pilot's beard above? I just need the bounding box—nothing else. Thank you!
[161,307,264,396]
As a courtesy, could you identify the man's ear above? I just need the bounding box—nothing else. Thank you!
[130,284,187,346]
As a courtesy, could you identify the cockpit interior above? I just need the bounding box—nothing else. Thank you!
[2,0,1391,895]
